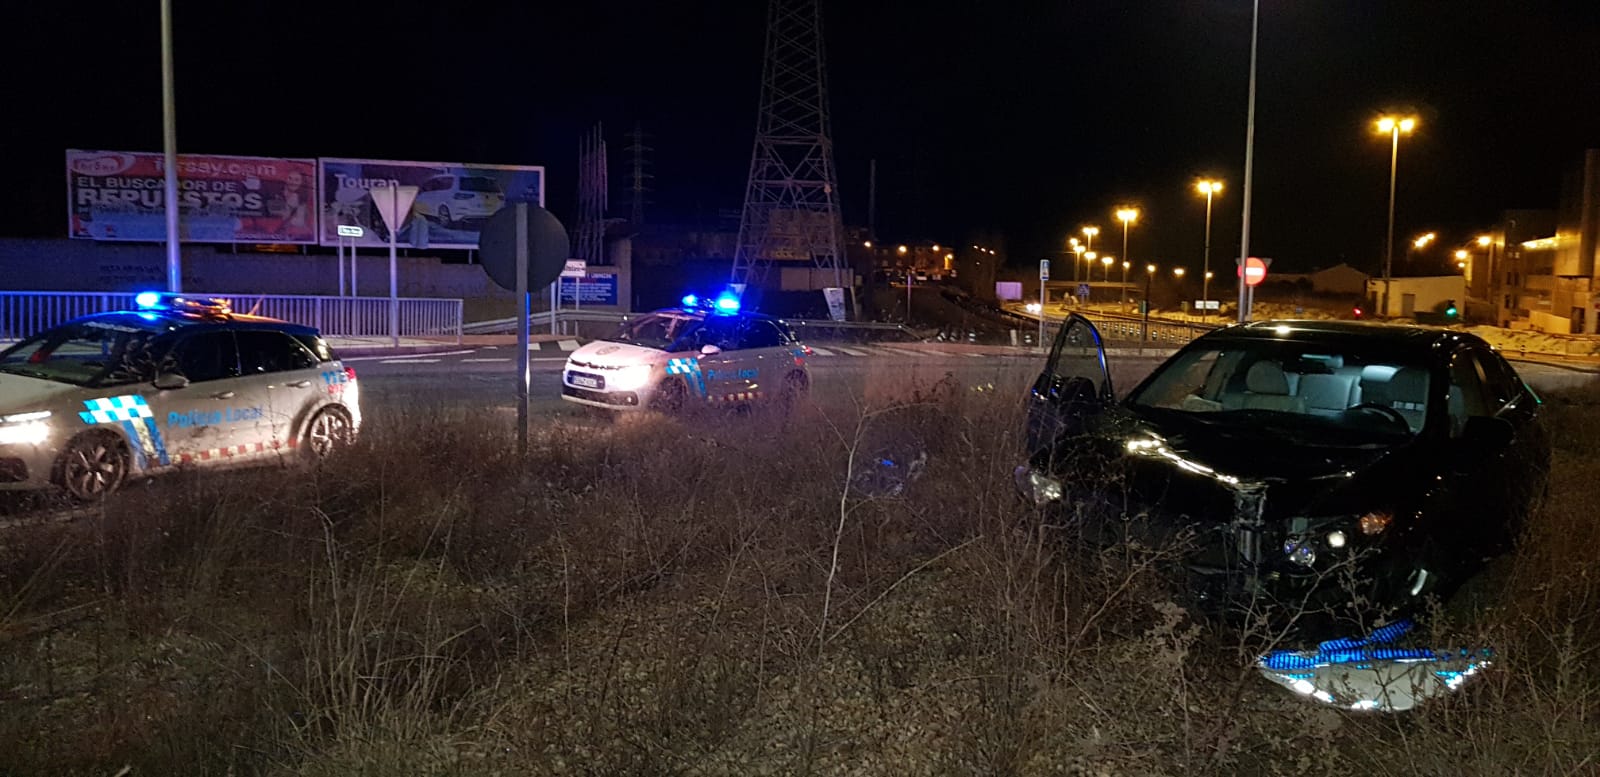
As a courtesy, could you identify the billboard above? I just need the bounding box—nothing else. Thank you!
[319,158,543,249]
[66,150,318,244]
[559,273,619,306]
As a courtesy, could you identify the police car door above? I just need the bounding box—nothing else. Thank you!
[145,329,246,466]
[235,330,321,454]
[734,319,786,400]
[692,317,745,403]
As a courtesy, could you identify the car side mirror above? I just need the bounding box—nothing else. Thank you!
[1461,415,1513,450]
[700,344,722,356]
[153,372,190,390]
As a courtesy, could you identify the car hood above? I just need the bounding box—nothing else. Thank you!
[0,372,82,415]
[566,341,670,370]
[1045,409,1421,522]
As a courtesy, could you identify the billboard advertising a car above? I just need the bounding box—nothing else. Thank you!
[66,150,318,244]
[319,158,544,249]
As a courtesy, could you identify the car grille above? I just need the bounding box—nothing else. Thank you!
[562,385,639,406]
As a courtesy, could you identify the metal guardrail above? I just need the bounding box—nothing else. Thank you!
[0,291,463,343]
[463,310,916,340]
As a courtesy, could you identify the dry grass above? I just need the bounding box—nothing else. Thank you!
[1,372,1597,775]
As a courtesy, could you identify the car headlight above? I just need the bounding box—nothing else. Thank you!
[0,411,52,446]
[607,364,654,392]
[1283,510,1393,566]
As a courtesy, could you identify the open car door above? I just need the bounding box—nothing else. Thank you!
[1026,314,1114,455]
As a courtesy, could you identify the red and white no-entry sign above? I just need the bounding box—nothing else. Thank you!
[1237,256,1268,287]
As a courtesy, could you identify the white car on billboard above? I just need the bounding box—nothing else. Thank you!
[412,174,505,227]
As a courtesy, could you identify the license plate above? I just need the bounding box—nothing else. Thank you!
[569,373,600,389]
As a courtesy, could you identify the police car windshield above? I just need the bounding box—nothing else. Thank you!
[605,312,698,351]
[0,320,166,387]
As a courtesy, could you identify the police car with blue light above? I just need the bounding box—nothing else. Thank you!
[561,291,813,413]
[0,292,361,501]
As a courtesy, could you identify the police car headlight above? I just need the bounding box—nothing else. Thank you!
[0,411,52,446]
[608,364,654,391]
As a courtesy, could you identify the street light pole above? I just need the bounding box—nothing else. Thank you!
[160,0,181,292]
[1195,180,1222,319]
[1377,116,1417,317]
[1237,0,1259,323]
[1121,261,1130,309]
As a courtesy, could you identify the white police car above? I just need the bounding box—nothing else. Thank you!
[0,293,361,501]
[561,293,812,412]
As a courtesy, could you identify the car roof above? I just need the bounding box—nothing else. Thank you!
[63,309,320,337]
[1197,319,1488,354]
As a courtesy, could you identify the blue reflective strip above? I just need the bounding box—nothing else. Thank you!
[142,417,170,466]
[119,419,148,470]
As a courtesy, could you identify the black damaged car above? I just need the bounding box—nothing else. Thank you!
[1016,317,1550,625]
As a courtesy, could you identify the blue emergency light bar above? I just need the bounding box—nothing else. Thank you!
[134,291,232,316]
[680,290,742,315]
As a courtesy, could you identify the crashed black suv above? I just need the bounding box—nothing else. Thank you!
[1016,317,1550,624]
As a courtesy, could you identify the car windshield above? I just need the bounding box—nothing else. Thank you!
[0,319,169,387]
[1126,338,1435,443]
[604,312,699,351]
[459,176,501,193]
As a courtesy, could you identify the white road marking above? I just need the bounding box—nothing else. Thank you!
[379,358,441,364]
[343,349,476,362]
[807,346,835,356]
[834,347,870,356]
[558,339,581,351]
[462,357,511,363]
[875,346,927,357]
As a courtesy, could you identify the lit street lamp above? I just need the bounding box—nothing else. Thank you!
[1101,254,1114,284]
[1195,179,1223,318]
[1377,114,1419,317]
[1115,207,1139,279]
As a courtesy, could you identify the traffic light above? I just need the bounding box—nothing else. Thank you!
[1352,305,1364,319]
[1444,300,1459,319]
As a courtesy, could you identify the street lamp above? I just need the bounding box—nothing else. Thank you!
[1100,254,1115,284]
[1073,244,1087,287]
[1069,237,1081,282]
[1412,232,1436,250]
[1377,114,1419,317]
[1195,179,1223,318]
[1115,207,1139,275]
[1081,226,1100,256]
[1084,251,1097,282]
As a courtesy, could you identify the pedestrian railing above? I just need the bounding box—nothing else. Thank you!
[0,291,463,343]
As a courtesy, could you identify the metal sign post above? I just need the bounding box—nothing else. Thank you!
[369,187,418,348]
[1038,259,1050,350]
[337,225,364,298]
[515,203,531,456]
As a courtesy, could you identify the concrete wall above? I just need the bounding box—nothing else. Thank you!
[0,237,635,321]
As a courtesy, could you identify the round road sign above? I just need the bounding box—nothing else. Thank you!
[1238,257,1268,287]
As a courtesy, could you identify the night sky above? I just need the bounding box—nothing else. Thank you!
[6,1,1600,274]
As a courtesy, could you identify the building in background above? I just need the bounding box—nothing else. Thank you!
[1478,150,1599,333]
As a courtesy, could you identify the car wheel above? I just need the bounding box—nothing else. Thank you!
[437,204,452,227]
[305,407,355,458]
[653,378,688,414]
[57,431,130,502]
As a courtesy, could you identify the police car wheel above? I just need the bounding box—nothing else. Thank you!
[57,431,130,502]
[654,378,688,413]
[305,408,354,458]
